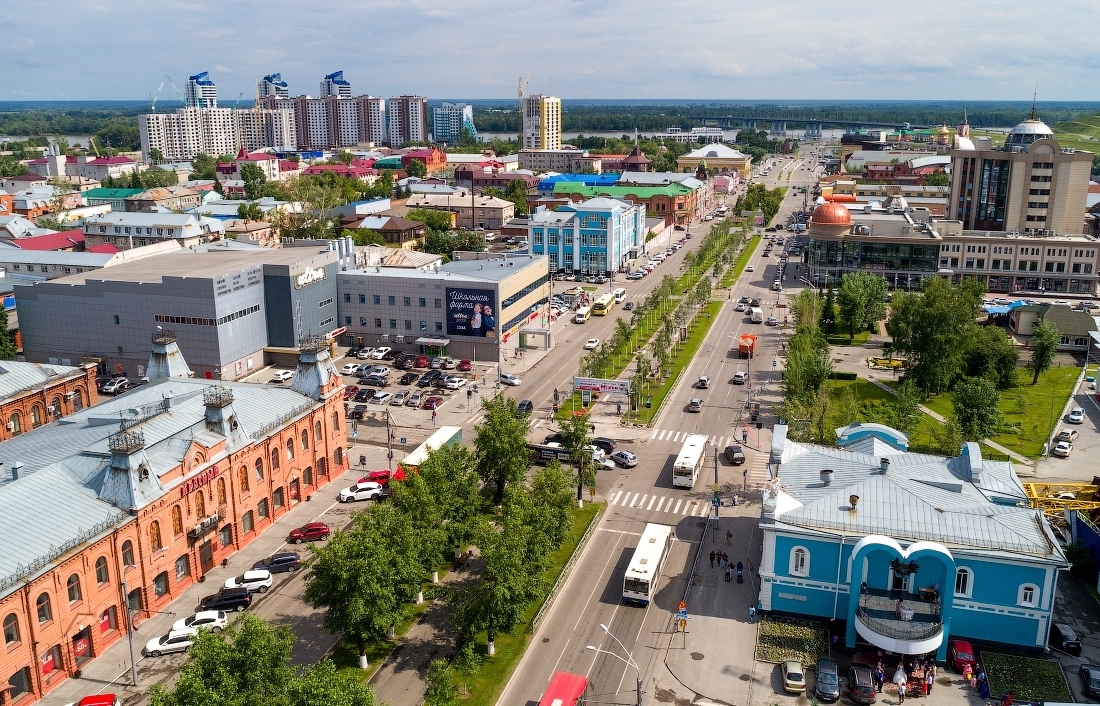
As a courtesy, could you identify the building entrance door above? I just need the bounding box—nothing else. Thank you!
[71,627,92,666]
[199,540,215,574]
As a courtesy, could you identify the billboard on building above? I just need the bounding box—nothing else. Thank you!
[445,287,497,338]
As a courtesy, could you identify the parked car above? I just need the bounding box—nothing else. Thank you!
[1050,622,1083,655]
[594,457,616,471]
[583,445,606,459]
[430,357,443,369]
[143,628,197,657]
[458,359,473,371]
[198,587,252,613]
[441,357,457,369]
[687,398,702,412]
[356,347,375,359]
[1068,407,1085,424]
[418,370,442,387]
[414,355,430,368]
[782,660,806,694]
[340,480,384,503]
[340,363,361,375]
[362,468,406,486]
[517,400,534,416]
[347,404,367,420]
[354,389,374,402]
[172,610,228,633]
[610,450,638,468]
[252,552,301,574]
[391,390,409,406]
[1053,441,1073,457]
[371,391,393,404]
[815,657,840,702]
[371,346,392,360]
[847,666,877,704]
[947,639,976,673]
[422,396,444,410]
[724,445,746,465]
[399,372,419,385]
[343,385,360,400]
[101,377,131,395]
[626,272,644,280]
[544,432,564,445]
[733,371,748,384]
[1079,664,1100,699]
[500,372,521,386]
[223,569,273,593]
[444,376,467,390]
[1056,428,1079,442]
[287,522,330,544]
[592,437,616,454]
[405,392,422,407]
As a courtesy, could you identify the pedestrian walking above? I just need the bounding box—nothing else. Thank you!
[748,605,756,623]
[926,672,933,695]
[710,550,715,568]
[898,683,906,704]
[726,529,733,545]
[875,666,884,693]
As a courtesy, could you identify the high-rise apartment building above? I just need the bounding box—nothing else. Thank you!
[258,73,289,99]
[358,97,386,147]
[320,71,353,99]
[432,102,476,144]
[140,106,296,161]
[521,94,561,150]
[388,96,429,146]
[185,71,218,108]
[948,111,1092,235]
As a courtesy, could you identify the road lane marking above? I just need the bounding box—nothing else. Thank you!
[597,527,643,536]
[655,497,668,512]
[683,501,694,515]
[650,428,658,439]
[673,498,683,513]
[646,495,657,510]
[610,490,622,505]
[626,492,638,507]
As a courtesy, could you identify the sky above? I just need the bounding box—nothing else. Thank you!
[3,0,1099,102]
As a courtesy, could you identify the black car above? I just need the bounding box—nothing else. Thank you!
[622,301,634,311]
[346,346,361,358]
[1079,664,1100,699]
[253,552,301,574]
[847,666,877,704]
[348,404,367,420]
[517,400,534,416]
[360,375,388,388]
[749,298,761,307]
[418,370,443,387]
[544,431,564,445]
[1050,622,1082,655]
[591,437,616,454]
[354,389,373,402]
[724,445,746,465]
[399,372,420,385]
[381,349,400,360]
[395,354,415,370]
[199,587,252,613]
[815,657,840,702]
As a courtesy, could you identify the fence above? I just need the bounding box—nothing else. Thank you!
[529,506,603,632]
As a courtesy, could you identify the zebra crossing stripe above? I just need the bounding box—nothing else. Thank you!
[653,497,665,512]
[683,501,694,515]
[650,428,659,439]
[673,499,683,513]
[646,495,657,511]
[610,490,622,505]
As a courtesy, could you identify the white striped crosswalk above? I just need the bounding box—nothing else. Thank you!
[607,489,713,517]
[646,429,752,450]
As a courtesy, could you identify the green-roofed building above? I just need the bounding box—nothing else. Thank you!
[551,181,698,225]
[82,188,143,210]
[374,156,404,170]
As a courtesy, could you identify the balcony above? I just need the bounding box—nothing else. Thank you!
[854,587,944,655]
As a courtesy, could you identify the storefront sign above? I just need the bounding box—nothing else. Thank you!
[180,466,219,498]
[294,267,328,289]
[72,634,89,658]
[573,377,631,394]
[445,287,497,338]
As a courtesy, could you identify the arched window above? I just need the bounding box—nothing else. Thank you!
[216,477,227,506]
[3,613,19,645]
[788,546,809,577]
[30,405,43,428]
[195,490,206,518]
[286,438,295,461]
[171,505,183,535]
[270,447,280,471]
[66,574,82,603]
[315,420,322,442]
[35,593,52,623]
[255,457,265,480]
[1018,583,1039,608]
[335,446,343,467]
[332,410,340,431]
[50,397,63,420]
[149,521,163,551]
[121,540,135,566]
[95,556,109,584]
[301,429,309,451]
[954,568,973,598]
[303,466,313,487]
[72,389,84,410]
[239,466,250,493]
[7,412,20,437]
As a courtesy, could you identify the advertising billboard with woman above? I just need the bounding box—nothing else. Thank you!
[445,287,497,338]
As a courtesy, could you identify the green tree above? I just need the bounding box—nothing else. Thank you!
[962,325,1019,389]
[820,288,837,335]
[414,442,484,553]
[341,227,387,246]
[890,379,923,435]
[1027,318,1060,385]
[474,393,532,505]
[405,159,428,178]
[238,201,264,221]
[129,169,143,189]
[422,229,456,260]
[407,208,455,231]
[924,170,950,186]
[952,376,1001,441]
[0,309,17,360]
[191,153,217,180]
[452,230,487,252]
[240,162,268,201]
[837,271,888,342]
[287,660,377,706]
[335,151,355,165]
[559,410,594,502]
[141,167,178,188]
[529,461,577,550]
[453,641,483,695]
[424,659,458,706]
[832,384,861,427]
[0,155,28,177]
[148,147,164,163]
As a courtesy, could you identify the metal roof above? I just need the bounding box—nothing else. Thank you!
[0,360,86,405]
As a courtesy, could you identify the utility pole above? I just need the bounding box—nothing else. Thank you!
[386,410,393,471]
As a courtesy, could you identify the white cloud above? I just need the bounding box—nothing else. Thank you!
[1,0,1098,100]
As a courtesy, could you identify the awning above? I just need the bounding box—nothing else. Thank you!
[415,337,450,346]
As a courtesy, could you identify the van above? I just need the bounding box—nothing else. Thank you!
[749,307,764,323]
[574,307,592,323]
[612,287,627,303]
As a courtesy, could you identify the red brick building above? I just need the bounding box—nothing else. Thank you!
[0,361,99,440]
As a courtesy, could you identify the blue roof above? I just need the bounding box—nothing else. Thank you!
[189,71,213,85]
[324,70,350,85]
[263,73,287,87]
[537,174,620,191]
[983,300,1027,315]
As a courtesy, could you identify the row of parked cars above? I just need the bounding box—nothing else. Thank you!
[626,241,685,280]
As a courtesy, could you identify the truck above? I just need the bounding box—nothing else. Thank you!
[749,307,764,323]
[738,334,757,358]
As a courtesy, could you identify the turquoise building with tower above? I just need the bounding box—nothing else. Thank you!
[758,423,1067,660]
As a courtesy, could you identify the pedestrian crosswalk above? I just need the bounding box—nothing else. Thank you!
[607,489,715,517]
[748,451,770,484]
[648,428,748,450]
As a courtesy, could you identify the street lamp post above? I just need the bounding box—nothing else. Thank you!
[121,564,140,687]
[587,623,642,706]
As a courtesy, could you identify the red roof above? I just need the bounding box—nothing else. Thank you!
[86,156,134,165]
[88,243,120,254]
[30,156,78,164]
[279,160,299,172]
[302,165,375,178]
[8,231,85,251]
[1089,183,1100,194]
[239,151,276,162]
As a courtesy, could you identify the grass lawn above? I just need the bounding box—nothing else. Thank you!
[720,234,761,288]
[755,616,828,667]
[331,586,439,680]
[454,502,603,705]
[824,378,942,449]
[825,323,872,347]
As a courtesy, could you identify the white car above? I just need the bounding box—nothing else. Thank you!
[735,302,746,312]
[223,569,273,593]
[101,377,131,394]
[593,457,616,471]
[583,445,606,459]
[270,370,294,383]
[584,338,600,350]
[610,450,638,467]
[340,363,361,375]
[370,366,391,377]
[500,372,521,386]
[1068,407,1085,424]
[391,390,409,405]
[340,480,384,503]
[371,391,393,404]
[1053,441,1073,458]
[143,628,197,657]
[172,610,228,633]
[746,265,755,272]
[732,371,748,384]
[444,376,467,390]
[371,346,392,360]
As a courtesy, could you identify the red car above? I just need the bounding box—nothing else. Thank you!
[947,639,976,673]
[414,355,429,368]
[360,468,407,486]
[458,359,472,372]
[422,396,444,410]
[343,385,359,400]
[287,522,331,544]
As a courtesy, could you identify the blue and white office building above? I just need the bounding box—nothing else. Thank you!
[759,423,1067,659]
[527,197,645,275]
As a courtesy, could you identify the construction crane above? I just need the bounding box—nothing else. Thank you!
[149,75,185,112]
[1023,482,1100,527]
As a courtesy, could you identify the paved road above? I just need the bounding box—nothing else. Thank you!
[498,149,822,706]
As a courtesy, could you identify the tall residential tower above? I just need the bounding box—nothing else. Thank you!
[521,94,561,150]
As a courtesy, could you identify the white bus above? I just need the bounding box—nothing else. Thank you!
[622,523,674,605]
[574,307,592,323]
[672,434,708,488]
[612,287,627,303]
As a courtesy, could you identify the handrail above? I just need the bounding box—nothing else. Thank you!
[855,605,943,641]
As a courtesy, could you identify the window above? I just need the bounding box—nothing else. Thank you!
[100,606,117,634]
[405,320,412,330]
[216,477,227,506]
[345,317,352,326]
[95,556,109,584]
[4,613,20,644]
[304,466,313,486]
[31,405,42,428]
[344,293,351,303]
[332,410,340,431]
[255,457,264,480]
[242,510,254,534]
[195,489,205,518]
[149,521,163,551]
[36,592,52,623]
[389,319,397,329]
[219,524,232,547]
[301,429,309,451]
[1018,583,1039,607]
[435,322,443,332]
[121,540,135,566]
[127,587,143,612]
[373,295,381,305]
[375,318,383,328]
[175,555,190,579]
[402,296,410,306]
[954,568,972,598]
[789,546,809,577]
[273,488,285,508]
[419,297,426,307]
[113,315,120,325]
[239,466,250,493]
[257,498,269,518]
[153,571,169,597]
[271,447,280,470]
[285,438,295,461]
[50,397,62,419]
[9,666,31,700]
[388,296,396,305]
[8,412,21,436]
[434,298,442,308]
[335,446,344,467]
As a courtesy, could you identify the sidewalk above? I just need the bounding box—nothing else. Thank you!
[39,445,392,706]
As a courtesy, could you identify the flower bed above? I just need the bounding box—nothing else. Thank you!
[754,616,828,667]
[980,651,1071,703]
